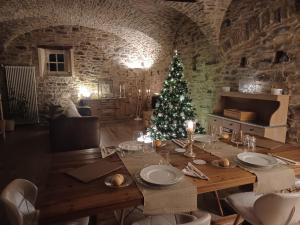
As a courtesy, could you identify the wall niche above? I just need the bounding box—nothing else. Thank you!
[240,57,248,67]
[273,51,290,64]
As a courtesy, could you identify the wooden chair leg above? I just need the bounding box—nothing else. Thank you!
[214,191,224,216]
[233,214,241,225]
[114,209,126,225]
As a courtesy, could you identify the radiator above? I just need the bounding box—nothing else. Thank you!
[5,66,39,124]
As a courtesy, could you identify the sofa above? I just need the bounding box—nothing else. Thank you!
[49,116,100,152]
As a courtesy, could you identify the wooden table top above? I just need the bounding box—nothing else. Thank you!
[37,143,300,224]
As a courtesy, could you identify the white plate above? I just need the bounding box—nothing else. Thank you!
[175,148,186,153]
[118,141,143,151]
[140,165,184,186]
[194,134,213,143]
[237,152,278,168]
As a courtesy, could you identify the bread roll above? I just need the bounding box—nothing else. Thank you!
[154,140,162,147]
[222,133,230,140]
[219,158,230,167]
[111,174,125,186]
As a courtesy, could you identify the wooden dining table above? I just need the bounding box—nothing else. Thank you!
[37,142,300,224]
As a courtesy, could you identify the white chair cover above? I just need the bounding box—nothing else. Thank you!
[227,192,300,225]
[1,179,89,225]
[132,212,211,225]
[1,179,39,225]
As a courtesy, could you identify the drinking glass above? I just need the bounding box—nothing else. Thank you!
[211,125,223,149]
[231,130,243,148]
[243,134,250,151]
[133,131,144,142]
[132,130,144,153]
[159,149,170,165]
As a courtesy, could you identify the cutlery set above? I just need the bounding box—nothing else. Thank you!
[183,162,209,180]
[268,154,300,166]
[172,139,188,148]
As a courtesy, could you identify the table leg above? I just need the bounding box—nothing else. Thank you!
[214,191,224,216]
[114,209,126,225]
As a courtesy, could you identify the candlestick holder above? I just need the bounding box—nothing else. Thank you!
[184,130,196,158]
[184,120,196,158]
[134,92,142,121]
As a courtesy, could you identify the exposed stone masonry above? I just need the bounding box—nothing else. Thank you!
[0,0,300,142]
[220,0,300,142]
[0,26,170,115]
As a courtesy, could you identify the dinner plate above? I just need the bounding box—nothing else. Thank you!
[118,141,143,151]
[140,165,183,186]
[237,152,278,168]
[104,174,133,188]
[194,134,214,143]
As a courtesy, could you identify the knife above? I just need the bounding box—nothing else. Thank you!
[270,154,300,166]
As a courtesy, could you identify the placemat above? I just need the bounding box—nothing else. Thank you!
[194,141,242,161]
[195,141,295,194]
[255,136,284,149]
[65,160,122,183]
[239,164,295,194]
[120,151,197,215]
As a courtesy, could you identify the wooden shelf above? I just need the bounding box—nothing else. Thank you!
[211,92,290,143]
[208,114,286,128]
[220,92,289,101]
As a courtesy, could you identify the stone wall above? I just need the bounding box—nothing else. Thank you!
[0,25,171,118]
[219,0,300,142]
[174,18,223,128]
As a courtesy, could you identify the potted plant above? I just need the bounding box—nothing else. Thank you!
[6,90,28,131]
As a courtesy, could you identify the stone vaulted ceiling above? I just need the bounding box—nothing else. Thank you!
[0,0,233,67]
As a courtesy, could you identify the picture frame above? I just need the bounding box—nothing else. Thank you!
[98,79,113,98]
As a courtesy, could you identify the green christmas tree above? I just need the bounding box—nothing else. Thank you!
[149,51,204,140]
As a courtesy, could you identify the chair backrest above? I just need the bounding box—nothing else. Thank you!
[50,116,100,152]
[254,192,300,225]
[175,213,211,225]
[132,213,211,225]
[0,179,39,225]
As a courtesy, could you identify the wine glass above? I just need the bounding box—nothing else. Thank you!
[231,130,243,148]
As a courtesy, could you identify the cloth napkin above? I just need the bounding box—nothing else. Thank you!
[101,146,117,158]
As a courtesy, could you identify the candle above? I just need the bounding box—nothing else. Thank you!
[123,84,126,97]
[138,89,141,96]
[186,120,194,132]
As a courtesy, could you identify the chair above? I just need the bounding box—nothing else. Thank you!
[0,179,89,225]
[226,192,300,225]
[132,212,211,225]
[49,116,100,152]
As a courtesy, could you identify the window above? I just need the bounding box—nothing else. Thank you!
[48,53,65,72]
[38,47,74,77]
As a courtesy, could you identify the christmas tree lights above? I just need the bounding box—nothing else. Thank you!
[149,51,204,140]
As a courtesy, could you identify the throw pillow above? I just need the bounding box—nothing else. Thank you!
[64,100,81,117]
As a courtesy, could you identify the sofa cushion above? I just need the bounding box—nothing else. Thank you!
[64,100,81,117]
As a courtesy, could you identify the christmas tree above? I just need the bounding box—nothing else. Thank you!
[149,51,204,140]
